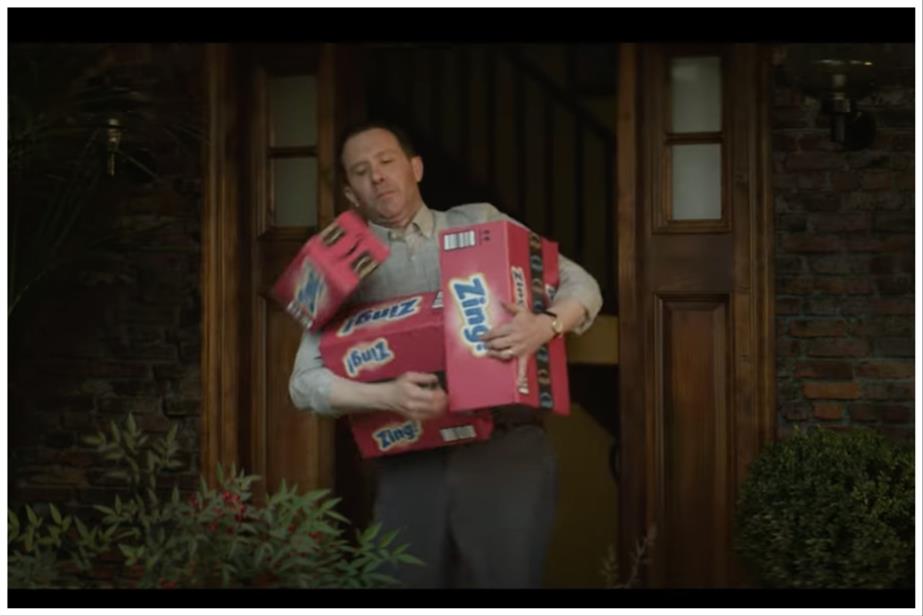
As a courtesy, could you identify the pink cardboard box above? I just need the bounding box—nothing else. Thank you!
[271,210,390,332]
[319,291,493,458]
[439,221,570,415]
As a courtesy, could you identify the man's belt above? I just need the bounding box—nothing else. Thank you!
[492,407,544,432]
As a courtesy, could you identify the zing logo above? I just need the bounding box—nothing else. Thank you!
[289,264,326,323]
[448,274,491,357]
[373,420,422,452]
[337,297,422,337]
[343,338,394,377]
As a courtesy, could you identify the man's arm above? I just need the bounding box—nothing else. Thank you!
[553,251,604,335]
[289,330,447,421]
[478,290,601,362]
[471,202,604,359]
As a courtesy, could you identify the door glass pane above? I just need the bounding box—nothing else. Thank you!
[671,56,721,133]
[672,144,721,221]
[269,75,317,147]
[272,157,317,227]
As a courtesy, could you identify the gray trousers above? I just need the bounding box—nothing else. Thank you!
[372,423,557,588]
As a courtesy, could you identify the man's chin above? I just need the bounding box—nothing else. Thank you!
[372,202,414,227]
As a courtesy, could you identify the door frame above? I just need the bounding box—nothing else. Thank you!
[616,42,776,586]
[201,43,244,483]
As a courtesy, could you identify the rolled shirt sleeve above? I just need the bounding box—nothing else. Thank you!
[555,252,603,335]
[289,329,342,417]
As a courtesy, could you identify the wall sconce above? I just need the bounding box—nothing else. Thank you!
[782,44,878,150]
[106,117,122,176]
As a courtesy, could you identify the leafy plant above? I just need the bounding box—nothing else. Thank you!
[8,414,423,589]
[735,426,913,588]
[600,526,657,588]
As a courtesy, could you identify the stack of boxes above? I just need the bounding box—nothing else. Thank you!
[274,211,570,458]
[319,291,494,458]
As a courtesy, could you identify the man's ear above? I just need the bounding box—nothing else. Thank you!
[343,185,359,208]
[411,156,424,183]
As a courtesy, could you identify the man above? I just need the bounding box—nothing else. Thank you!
[290,122,602,588]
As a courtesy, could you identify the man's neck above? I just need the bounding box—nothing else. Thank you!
[376,202,424,230]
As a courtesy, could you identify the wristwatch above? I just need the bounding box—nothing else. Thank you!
[542,309,564,338]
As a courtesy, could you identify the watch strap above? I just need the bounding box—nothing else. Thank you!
[542,309,564,337]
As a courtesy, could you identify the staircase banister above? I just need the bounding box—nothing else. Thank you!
[495,45,615,143]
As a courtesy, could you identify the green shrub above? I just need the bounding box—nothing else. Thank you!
[8,414,422,588]
[735,426,914,588]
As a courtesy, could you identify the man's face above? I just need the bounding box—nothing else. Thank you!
[341,128,424,227]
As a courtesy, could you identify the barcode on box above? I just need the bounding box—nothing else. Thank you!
[443,230,476,251]
[440,425,476,442]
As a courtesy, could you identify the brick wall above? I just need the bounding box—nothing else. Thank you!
[772,44,915,442]
[8,44,205,519]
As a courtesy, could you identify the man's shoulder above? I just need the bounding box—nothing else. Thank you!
[442,202,501,226]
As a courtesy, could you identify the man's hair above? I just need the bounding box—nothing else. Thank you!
[336,120,418,183]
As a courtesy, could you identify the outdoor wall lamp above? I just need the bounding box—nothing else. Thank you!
[782,44,878,150]
[106,117,122,176]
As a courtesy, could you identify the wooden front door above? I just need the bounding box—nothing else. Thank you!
[617,43,775,587]
[202,44,363,501]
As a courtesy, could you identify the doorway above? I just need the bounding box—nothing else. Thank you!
[201,42,775,588]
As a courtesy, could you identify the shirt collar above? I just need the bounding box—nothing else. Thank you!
[410,203,435,238]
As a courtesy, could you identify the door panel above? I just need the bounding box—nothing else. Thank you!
[657,294,730,586]
[245,44,337,498]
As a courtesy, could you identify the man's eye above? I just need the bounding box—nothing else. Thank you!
[381,158,393,164]
[354,169,367,176]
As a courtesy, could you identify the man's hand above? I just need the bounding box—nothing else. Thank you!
[385,372,448,421]
[480,301,555,362]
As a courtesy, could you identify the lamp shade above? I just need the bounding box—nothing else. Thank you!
[783,44,879,100]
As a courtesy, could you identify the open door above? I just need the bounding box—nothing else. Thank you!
[617,43,776,587]
[202,44,365,503]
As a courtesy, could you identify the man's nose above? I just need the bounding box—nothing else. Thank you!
[370,164,384,182]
